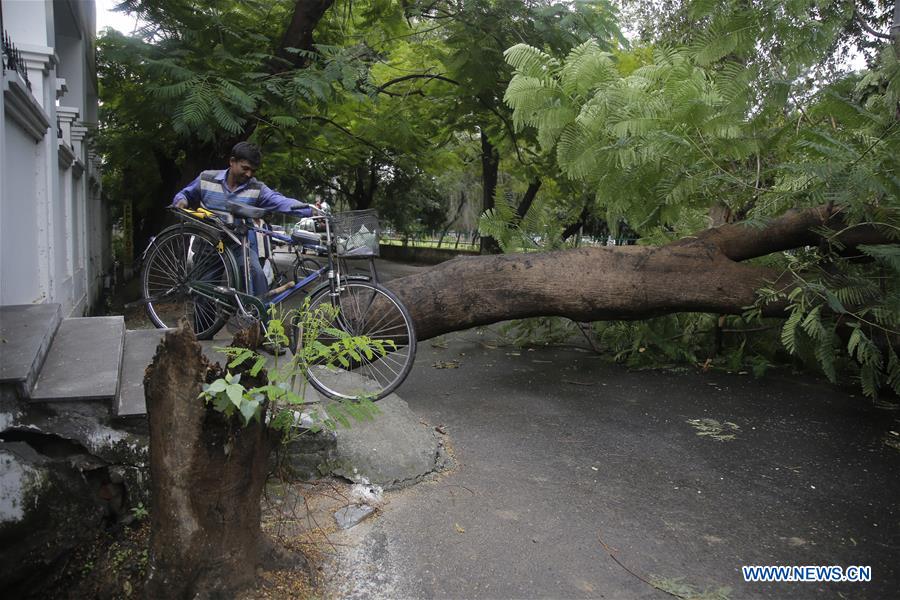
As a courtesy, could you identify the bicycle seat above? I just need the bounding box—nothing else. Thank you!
[291,229,320,245]
[226,200,270,220]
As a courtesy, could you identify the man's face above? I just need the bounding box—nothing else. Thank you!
[229,158,257,185]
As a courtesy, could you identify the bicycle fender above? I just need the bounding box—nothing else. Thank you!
[306,275,373,300]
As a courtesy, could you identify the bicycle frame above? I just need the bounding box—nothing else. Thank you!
[143,205,416,401]
[171,207,350,331]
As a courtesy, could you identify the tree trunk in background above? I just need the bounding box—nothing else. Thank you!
[891,0,900,59]
[348,159,378,210]
[144,322,273,598]
[384,204,890,341]
[277,0,337,68]
[516,179,542,220]
[479,129,501,254]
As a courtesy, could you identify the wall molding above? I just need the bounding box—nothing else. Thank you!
[58,143,76,169]
[3,72,50,142]
[16,44,59,74]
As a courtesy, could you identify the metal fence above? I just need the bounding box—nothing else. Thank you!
[2,22,31,90]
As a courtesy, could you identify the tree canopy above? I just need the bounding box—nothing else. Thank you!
[98,0,899,399]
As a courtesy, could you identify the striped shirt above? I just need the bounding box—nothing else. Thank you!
[172,169,306,214]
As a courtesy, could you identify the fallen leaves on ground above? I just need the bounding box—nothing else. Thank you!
[685,418,740,442]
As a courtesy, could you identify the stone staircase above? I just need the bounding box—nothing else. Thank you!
[0,304,236,417]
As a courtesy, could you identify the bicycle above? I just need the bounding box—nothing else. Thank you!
[139,201,417,400]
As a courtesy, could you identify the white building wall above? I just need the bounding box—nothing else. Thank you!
[1,0,103,315]
[0,112,43,304]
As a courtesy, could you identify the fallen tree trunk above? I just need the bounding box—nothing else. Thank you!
[384,204,892,341]
[144,322,274,598]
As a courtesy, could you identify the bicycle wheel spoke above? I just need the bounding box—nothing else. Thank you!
[192,294,217,323]
[150,243,185,283]
[162,235,190,275]
[187,246,224,281]
[142,229,233,339]
[193,299,217,332]
[302,281,416,401]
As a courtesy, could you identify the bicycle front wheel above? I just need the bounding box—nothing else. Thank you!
[300,281,416,400]
[141,227,237,339]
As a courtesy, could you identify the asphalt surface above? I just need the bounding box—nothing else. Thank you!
[316,260,900,599]
[124,257,900,597]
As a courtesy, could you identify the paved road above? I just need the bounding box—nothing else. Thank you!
[324,327,900,599]
[125,256,900,597]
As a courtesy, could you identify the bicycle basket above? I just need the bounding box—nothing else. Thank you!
[333,209,380,258]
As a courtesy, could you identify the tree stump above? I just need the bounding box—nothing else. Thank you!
[143,320,273,598]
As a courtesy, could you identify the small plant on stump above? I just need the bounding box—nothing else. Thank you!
[200,300,388,434]
[143,301,384,598]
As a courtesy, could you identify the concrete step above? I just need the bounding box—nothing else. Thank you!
[118,331,236,416]
[30,317,125,403]
[116,329,171,417]
[0,304,63,400]
[116,330,316,417]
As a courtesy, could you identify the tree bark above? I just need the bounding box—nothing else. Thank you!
[479,128,501,254]
[277,0,337,68]
[348,158,378,210]
[516,179,542,220]
[144,322,274,599]
[383,204,893,341]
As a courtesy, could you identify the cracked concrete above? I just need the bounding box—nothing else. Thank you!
[0,397,150,592]
[284,395,452,489]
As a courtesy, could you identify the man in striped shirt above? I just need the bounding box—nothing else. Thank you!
[172,142,311,295]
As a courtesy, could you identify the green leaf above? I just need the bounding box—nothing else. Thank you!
[815,331,837,383]
[858,244,900,272]
[270,115,299,127]
[240,398,260,424]
[847,327,862,357]
[208,379,227,394]
[860,364,879,399]
[824,289,846,314]
[250,357,266,377]
[229,349,255,368]
[781,308,803,355]
[801,306,825,341]
[284,390,304,405]
[212,393,231,413]
[226,384,244,408]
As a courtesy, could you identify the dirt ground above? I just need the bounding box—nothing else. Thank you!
[33,475,382,599]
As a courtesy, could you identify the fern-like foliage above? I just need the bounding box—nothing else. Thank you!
[750,246,900,399]
[502,10,899,399]
[505,40,763,236]
[478,185,572,253]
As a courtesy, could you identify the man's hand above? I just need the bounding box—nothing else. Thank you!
[287,201,316,216]
[173,197,188,208]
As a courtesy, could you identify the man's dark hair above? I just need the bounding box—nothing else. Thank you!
[230,142,262,168]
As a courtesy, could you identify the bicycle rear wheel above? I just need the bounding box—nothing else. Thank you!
[141,227,237,339]
[294,256,322,285]
[299,281,416,400]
